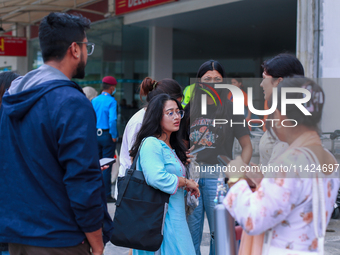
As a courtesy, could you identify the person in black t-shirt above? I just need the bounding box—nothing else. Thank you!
[189,101,249,165]
[186,60,252,255]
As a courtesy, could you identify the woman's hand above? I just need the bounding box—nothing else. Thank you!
[245,178,257,192]
[226,157,258,191]
[185,145,196,165]
[225,156,246,178]
[245,162,263,187]
[185,179,200,198]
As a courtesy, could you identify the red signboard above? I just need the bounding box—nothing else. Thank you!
[115,0,177,15]
[0,37,27,57]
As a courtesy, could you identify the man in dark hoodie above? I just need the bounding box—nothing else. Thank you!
[0,12,113,255]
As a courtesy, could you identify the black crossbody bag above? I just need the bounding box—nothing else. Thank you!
[110,140,170,251]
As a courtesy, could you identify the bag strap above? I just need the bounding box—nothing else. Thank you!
[299,147,326,255]
[288,147,326,255]
[116,138,146,206]
[292,147,326,254]
[262,229,273,255]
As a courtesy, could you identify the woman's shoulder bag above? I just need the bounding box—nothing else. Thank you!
[110,139,170,251]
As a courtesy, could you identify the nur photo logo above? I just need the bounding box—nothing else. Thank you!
[200,83,314,128]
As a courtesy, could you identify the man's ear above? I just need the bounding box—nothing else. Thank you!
[275,77,283,87]
[69,42,80,59]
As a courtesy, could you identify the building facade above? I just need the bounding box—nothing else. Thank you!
[0,0,339,132]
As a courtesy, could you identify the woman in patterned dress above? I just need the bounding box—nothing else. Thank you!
[224,77,339,253]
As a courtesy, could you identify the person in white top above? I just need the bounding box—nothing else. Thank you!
[259,53,305,166]
[224,77,339,254]
[119,77,184,178]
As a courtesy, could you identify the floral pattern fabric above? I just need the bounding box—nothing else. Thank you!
[224,147,340,252]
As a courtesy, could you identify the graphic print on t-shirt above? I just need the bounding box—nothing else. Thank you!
[190,118,218,147]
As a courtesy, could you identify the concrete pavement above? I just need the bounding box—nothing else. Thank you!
[104,203,211,255]
[104,203,340,255]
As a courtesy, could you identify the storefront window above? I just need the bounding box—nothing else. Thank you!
[28,38,42,70]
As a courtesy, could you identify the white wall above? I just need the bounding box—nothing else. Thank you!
[320,0,340,132]
[321,0,340,78]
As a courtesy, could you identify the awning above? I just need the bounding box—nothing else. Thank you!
[0,0,106,32]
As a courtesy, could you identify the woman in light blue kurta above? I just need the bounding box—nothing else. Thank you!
[129,94,200,255]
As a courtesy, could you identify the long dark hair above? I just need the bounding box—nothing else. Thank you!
[0,72,19,105]
[130,93,187,163]
[196,60,226,78]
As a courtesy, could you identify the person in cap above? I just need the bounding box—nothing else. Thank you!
[0,12,113,255]
[92,76,118,203]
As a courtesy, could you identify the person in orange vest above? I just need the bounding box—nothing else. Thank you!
[227,76,251,120]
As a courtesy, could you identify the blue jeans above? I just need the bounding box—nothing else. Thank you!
[1,252,9,255]
[187,178,220,255]
[97,131,116,197]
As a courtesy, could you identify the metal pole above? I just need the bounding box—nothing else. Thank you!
[214,200,237,255]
